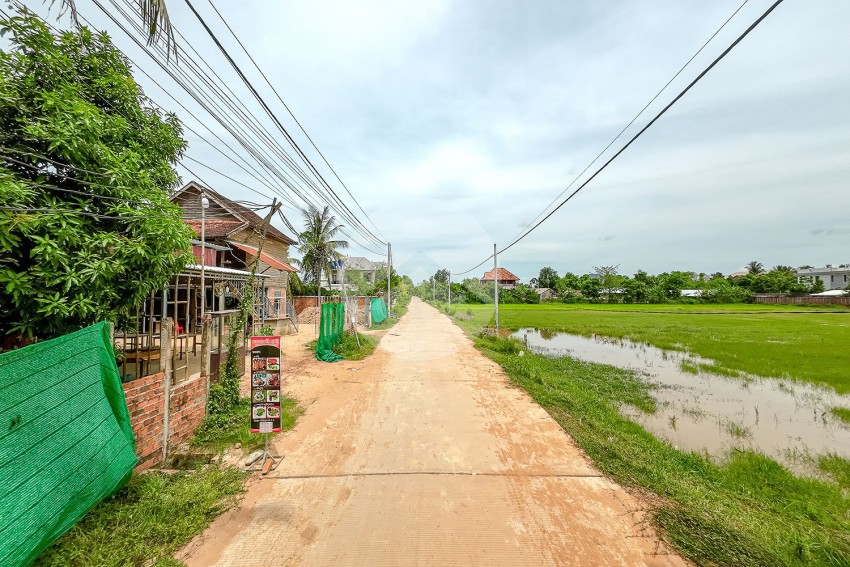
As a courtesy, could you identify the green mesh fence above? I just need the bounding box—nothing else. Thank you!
[370,298,388,324]
[315,302,346,362]
[0,322,137,566]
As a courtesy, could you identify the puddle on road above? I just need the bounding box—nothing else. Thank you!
[512,328,850,469]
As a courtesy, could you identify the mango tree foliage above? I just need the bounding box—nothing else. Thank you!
[0,9,192,341]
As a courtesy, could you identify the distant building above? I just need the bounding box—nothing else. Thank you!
[324,256,387,291]
[680,289,703,298]
[795,266,850,291]
[536,287,559,301]
[481,268,520,289]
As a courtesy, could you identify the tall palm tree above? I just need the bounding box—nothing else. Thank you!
[747,261,765,275]
[297,205,348,318]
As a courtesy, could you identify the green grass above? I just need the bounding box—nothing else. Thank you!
[40,397,302,565]
[191,397,301,453]
[831,407,850,426]
[458,303,850,393]
[38,466,245,566]
[472,333,850,566]
[332,332,377,360]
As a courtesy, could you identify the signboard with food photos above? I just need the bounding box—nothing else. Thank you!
[249,335,282,433]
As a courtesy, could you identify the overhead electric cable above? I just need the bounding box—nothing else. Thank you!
[203,0,387,242]
[499,0,784,256]
[83,3,384,254]
[180,0,386,246]
[511,0,751,242]
[108,0,387,250]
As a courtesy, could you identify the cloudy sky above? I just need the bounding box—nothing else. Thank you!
[37,0,850,282]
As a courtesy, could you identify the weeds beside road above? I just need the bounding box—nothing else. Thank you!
[440,303,850,565]
[39,396,301,566]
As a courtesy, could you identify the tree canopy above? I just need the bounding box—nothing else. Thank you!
[0,9,192,341]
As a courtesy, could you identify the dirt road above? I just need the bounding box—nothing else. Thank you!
[179,298,684,566]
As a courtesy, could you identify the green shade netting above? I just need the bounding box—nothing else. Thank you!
[370,298,388,324]
[316,302,345,362]
[0,322,137,566]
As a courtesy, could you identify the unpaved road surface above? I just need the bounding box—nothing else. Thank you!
[179,298,685,566]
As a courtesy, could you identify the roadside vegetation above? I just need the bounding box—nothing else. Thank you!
[192,396,301,453]
[331,332,378,360]
[454,303,850,394]
[831,406,850,426]
[41,397,301,565]
[38,466,244,567]
[470,332,850,565]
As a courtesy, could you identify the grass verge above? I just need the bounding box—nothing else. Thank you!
[37,466,245,567]
[332,332,378,360]
[473,333,850,565]
[191,397,301,453]
[40,396,301,565]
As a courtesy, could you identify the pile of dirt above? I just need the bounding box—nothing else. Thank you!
[298,306,321,325]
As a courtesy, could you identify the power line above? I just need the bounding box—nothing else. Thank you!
[203,0,387,243]
[451,0,785,275]
[80,2,384,254]
[103,0,387,251]
[509,0,752,245]
[500,0,785,256]
[180,0,386,246]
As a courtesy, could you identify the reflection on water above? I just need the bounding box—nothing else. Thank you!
[512,328,850,469]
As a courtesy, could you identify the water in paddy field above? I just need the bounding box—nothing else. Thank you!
[511,328,850,471]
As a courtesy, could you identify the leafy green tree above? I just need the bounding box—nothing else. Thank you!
[537,267,559,289]
[0,9,191,341]
[579,277,602,302]
[593,265,621,303]
[433,269,449,284]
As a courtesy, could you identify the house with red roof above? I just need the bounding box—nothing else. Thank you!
[170,181,299,332]
[480,268,520,289]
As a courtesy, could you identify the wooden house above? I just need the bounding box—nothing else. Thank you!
[170,181,298,334]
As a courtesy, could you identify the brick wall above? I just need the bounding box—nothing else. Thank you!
[294,295,343,314]
[122,373,167,471]
[167,374,208,450]
[122,372,208,471]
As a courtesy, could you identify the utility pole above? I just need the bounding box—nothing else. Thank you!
[387,242,392,317]
[448,271,451,307]
[432,276,435,302]
[494,243,499,334]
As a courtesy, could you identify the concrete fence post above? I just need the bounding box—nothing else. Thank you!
[160,318,174,463]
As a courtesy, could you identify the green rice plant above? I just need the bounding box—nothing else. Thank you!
[831,406,850,426]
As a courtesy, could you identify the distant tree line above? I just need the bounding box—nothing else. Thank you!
[414,262,835,305]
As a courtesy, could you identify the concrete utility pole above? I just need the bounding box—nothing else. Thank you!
[448,271,451,307]
[387,242,392,317]
[200,192,209,327]
[432,276,435,301]
[494,243,499,333]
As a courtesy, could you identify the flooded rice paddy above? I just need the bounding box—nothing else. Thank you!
[512,328,850,470]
